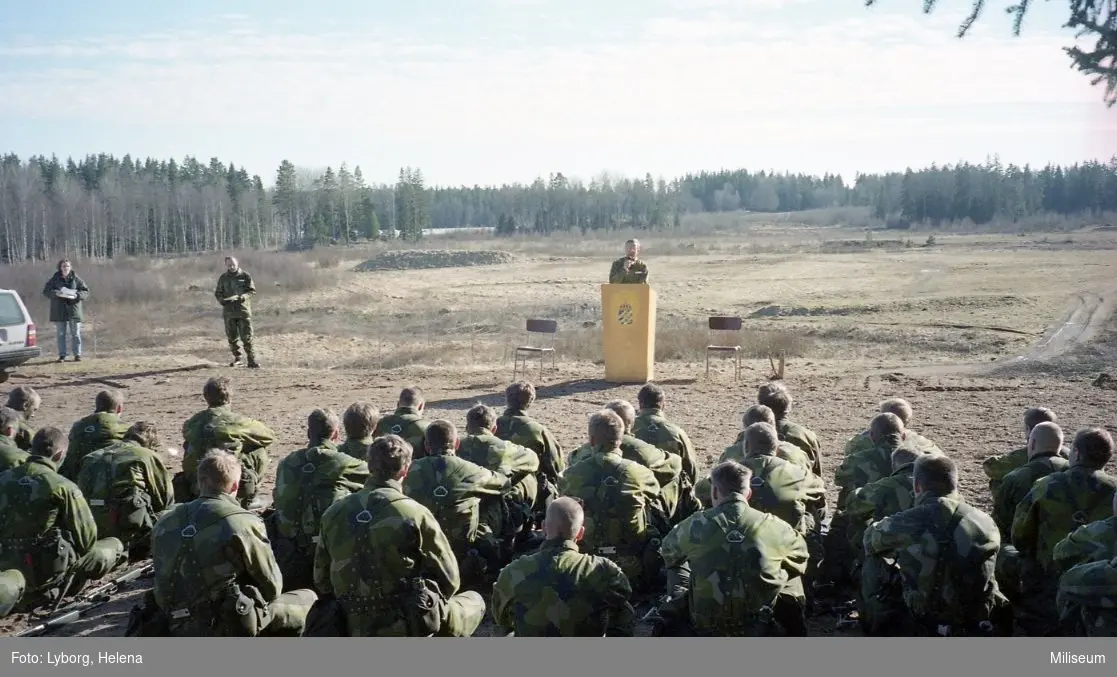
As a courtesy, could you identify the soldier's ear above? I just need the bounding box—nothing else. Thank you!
[575,525,585,542]
[454,438,460,450]
[489,425,497,434]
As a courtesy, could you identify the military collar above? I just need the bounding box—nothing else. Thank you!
[541,538,580,553]
[395,407,422,417]
[890,462,916,477]
[366,477,405,492]
[198,490,240,505]
[27,455,58,472]
[503,408,527,417]
[914,490,959,507]
[309,439,339,451]
[594,444,623,457]
[637,408,664,417]
[1027,451,1062,462]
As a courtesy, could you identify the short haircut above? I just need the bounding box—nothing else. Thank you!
[124,421,160,450]
[637,383,665,410]
[604,400,636,432]
[94,389,125,413]
[398,386,424,409]
[891,446,922,471]
[757,382,791,418]
[29,427,67,459]
[588,410,624,447]
[466,403,497,431]
[744,422,779,456]
[710,461,753,497]
[0,407,19,434]
[203,377,232,407]
[425,419,458,452]
[626,239,639,247]
[546,497,585,540]
[743,404,776,427]
[1028,422,1064,457]
[870,412,905,443]
[368,434,413,479]
[1024,407,1057,431]
[878,398,913,425]
[197,449,241,493]
[1073,427,1114,469]
[307,408,341,442]
[506,381,536,410]
[913,454,957,496]
[342,402,380,440]
[58,258,72,270]
[6,386,40,417]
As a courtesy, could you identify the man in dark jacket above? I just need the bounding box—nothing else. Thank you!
[42,259,90,363]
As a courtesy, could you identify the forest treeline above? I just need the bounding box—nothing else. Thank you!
[1,152,1115,262]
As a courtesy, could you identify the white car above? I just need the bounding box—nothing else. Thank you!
[0,289,42,383]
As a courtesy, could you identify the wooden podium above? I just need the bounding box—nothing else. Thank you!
[601,284,656,383]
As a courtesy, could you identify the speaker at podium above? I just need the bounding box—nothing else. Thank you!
[601,283,657,383]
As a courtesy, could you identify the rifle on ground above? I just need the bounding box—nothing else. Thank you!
[14,562,156,637]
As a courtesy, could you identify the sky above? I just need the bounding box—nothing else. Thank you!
[1,0,1115,188]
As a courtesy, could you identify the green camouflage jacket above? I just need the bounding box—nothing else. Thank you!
[314,477,462,636]
[1052,516,1117,575]
[458,430,540,509]
[180,405,276,481]
[0,436,29,474]
[151,491,279,632]
[75,440,175,548]
[723,434,814,476]
[984,445,1070,494]
[844,429,942,458]
[372,408,430,459]
[834,442,902,508]
[14,419,34,451]
[776,418,822,477]
[495,408,565,485]
[1012,465,1117,572]
[272,440,369,551]
[1057,555,1117,637]
[568,434,683,521]
[60,411,129,480]
[492,537,636,637]
[633,408,699,484]
[992,453,1069,542]
[337,437,372,461]
[402,453,509,553]
[0,456,99,592]
[844,462,916,555]
[608,257,649,284]
[864,491,1001,626]
[659,494,809,636]
[214,268,256,319]
[740,455,825,535]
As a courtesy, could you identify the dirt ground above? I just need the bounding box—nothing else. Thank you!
[2,226,1116,637]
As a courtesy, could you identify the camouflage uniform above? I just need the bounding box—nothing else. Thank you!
[0,569,25,618]
[74,439,175,555]
[176,406,276,507]
[457,430,541,558]
[0,436,29,473]
[491,537,636,636]
[862,491,1003,636]
[991,452,1069,541]
[14,418,34,451]
[609,257,649,284]
[59,411,129,480]
[147,490,315,636]
[568,434,691,525]
[495,408,565,520]
[776,418,822,478]
[844,428,941,458]
[402,452,510,578]
[657,493,809,636]
[984,445,1070,495]
[1057,555,1117,637]
[372,408,430,460]
[337,437,372,461]
[844,460,916,556]
[268,440,369,591]
[727,456,826,536]
[1052,516,1117,574]
[557,445,666,594]
[215,266,257,365]
[834,440,912,509]
[633,407,699,485]
[313,477,486,636]
[0,456,125,614]
[696,437,815,509]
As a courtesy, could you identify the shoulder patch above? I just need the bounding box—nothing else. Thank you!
[390,424,402,434]
[84,425,97,434]
[603,476,619,487]
[725,529,745,544]
[750,475,766,487]
[433,485,449,498]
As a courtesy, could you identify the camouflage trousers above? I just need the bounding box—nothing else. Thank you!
[223,315,255,360]
[5,537,126,614]
[129,588,316,637]
[0,569,26,618]
[334,591,486,637]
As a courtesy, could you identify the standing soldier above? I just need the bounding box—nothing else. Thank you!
[60,389,129,480]
[42,258,90,363]
[609,239,649,284]
[215,256,258,368]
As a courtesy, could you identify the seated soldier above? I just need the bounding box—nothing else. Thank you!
[1057,554,1117,637]
[992,422,1068,541]
[632,383,699,485]
[721,405,814,477]
[558,410,666,596]
[402,420,510,584]
[845,446,922,570]
[983,407,1063,495]
[75,421,175,560]
[729,422,824,536]
[5,385,40,451]
[372,387,431,459]
[843,398,942,458]
[337,402,380,461]
[176,376,276,508]
[496,381,565,529]
[0,407,30,473]
[655,461,809,637]
[1052,492,1117,574]
[269,409,369,592]
[0,427,126,617]
[492,497,636,637]
[133,449,316,636]
[60,389,129,479]
[757,382,822,477]
[862,455,1005,637]
[457,403,541,559]
[568,400,695,525]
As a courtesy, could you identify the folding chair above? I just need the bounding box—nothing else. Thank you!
[513,319,557,380]
[706,316,743,380]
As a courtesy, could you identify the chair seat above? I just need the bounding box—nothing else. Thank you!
[516,346,554,353]
[707,345,741,351]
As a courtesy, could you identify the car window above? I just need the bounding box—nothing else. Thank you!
[0,294,28,327]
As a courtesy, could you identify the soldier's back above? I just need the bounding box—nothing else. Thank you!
[63,412,126,478]
[272,443,367,543]
[742,455,810,532]
[0,439,29,474]
[1025,467,1117,568]
[1057,555,1117,637]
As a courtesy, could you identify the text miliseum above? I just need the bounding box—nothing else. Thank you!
[1051,652,1106,665]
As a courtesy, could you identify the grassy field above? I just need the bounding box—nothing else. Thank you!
[1,209,1116,637]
